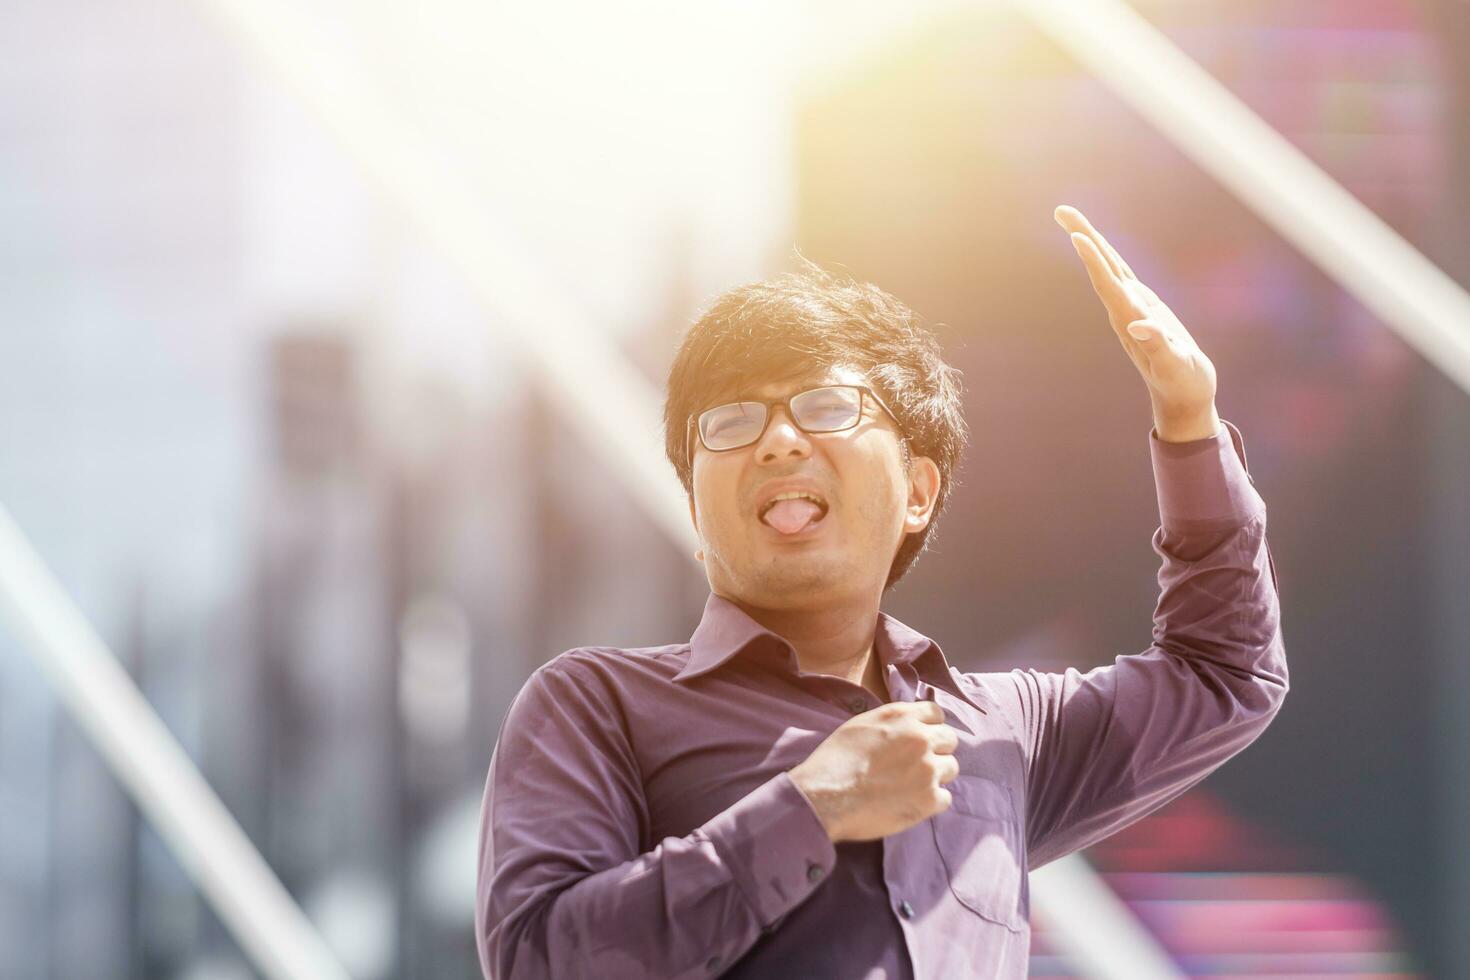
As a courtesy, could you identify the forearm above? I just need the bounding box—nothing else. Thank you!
[1147,416,1286,708]
[481,772,835,979]
[1018,419,1287,868]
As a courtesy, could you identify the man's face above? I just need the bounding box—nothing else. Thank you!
[687,364,941,608]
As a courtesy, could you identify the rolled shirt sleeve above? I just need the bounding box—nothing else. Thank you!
[476,655,837,979]
[1002,418,1288,869]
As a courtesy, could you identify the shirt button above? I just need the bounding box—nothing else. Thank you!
[806,863,825,883]
[706,955,722,971]
[899,900,915,920]
[846,696,867,714]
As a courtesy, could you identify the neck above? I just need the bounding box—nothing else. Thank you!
[724,592,887,698]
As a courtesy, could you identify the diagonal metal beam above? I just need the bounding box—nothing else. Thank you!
[196,0,695,555]
[1030,856,1184,979]
[0,504,352,980]
[1007,0,1470,396]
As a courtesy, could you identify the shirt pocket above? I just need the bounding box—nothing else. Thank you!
[930,774,1025,931]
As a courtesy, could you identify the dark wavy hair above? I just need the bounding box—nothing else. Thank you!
[663,257,968,590]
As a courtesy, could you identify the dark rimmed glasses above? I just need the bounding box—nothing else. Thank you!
[686,384,903,462]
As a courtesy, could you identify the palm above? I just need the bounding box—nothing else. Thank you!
[1054,205,1217,421]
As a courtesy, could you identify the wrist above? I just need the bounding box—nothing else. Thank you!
[1153,402,1220,443]
[787,766,847,843]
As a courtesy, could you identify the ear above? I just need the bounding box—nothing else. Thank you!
[688,494,704,562]
[903,455,942,534]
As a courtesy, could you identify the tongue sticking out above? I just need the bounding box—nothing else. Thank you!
[762,499,824,535]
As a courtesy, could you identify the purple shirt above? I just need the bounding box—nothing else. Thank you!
[476,419,1286,979]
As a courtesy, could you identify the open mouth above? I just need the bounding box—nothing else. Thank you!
[758,491,830,536]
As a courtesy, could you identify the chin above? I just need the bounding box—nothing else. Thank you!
[746,558,861,601]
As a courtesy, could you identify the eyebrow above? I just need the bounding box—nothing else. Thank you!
[712,375,847,406]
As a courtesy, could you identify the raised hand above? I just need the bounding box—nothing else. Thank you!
[1055,204,1221,443]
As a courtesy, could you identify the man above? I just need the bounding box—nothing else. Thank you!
[475,206,1287,978]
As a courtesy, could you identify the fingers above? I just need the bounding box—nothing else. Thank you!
[928,722,959,755]
[1055,204,1136,280]
[910,699,944,724]
[934,753,960,785]
[1126,318,1164,344]
[1069,233,1134,317]
[896,701,960,756]
[1126,318,1191,356]
[888,700,959,754]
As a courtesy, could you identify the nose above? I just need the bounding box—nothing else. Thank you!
[754,404,812,464]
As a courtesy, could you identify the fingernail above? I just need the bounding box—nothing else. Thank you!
[1126,324,1150,341]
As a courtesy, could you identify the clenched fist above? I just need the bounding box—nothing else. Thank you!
[788,700,960,843]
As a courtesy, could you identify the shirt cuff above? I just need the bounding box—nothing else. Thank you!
[1149,418,1266,529]
[703,771,837,928]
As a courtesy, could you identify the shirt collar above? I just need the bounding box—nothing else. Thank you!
[873,609,990,714]
[677,592,782,681]
[675,592,989,715]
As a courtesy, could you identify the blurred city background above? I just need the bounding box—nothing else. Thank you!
[2,0,1468,977]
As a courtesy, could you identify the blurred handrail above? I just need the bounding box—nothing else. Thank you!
[0,503,353,980]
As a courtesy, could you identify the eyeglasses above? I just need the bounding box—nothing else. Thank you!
[687,383,903,462]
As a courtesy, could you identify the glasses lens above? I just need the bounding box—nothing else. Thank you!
[791,386,863,432]
[700,402,768,450]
